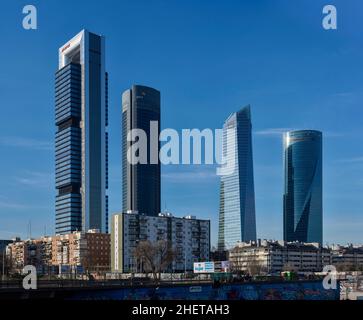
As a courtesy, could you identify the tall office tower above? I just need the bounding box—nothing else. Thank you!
[283,130,323,244]
[122,85,160,216]
[217,106,257,251]
[55,30,108,235]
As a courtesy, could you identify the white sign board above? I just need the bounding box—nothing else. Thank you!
[193,262,215,273]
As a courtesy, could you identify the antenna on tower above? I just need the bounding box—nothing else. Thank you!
[27,220,32,239]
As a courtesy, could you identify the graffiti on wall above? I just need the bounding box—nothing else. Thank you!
[70,280,339,301]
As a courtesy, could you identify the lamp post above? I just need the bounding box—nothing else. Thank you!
[2,249,5,282]
[184,250,187,278]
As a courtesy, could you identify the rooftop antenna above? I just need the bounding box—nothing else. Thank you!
[27,220,32,239]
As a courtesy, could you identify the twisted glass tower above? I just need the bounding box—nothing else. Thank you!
[283,130,322,244]
[122,85,161,216]
[55,30,108,234]
[218,106,257,251]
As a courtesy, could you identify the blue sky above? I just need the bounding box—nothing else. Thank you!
[0,0,362,246]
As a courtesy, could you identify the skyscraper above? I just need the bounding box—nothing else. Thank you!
[122,85,160,216]
[283,130,323,244]
[55,30,108,235]
[218,106,257,251]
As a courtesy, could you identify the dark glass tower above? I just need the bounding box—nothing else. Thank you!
[122,85,161,216]
[218,106,257,250]
[283,130,323,244]
[55,30,108,234]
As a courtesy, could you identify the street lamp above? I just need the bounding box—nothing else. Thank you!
[2,248,5,282]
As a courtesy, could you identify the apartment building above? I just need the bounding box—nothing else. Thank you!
[229,240,331,274]
[6,230,110,274]
[6,237,53,274]
[331,244,363,271]
[51,230,111,273]
[111,211,210,273]
[0,240,12,274]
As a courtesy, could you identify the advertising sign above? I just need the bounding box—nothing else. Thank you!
[193,262,215,273]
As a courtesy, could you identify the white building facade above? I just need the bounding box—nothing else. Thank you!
[330,244,363,271]
[111,212,210,273]
[229,240,331,274]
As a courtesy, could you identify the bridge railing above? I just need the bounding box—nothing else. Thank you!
[0,278,213,290]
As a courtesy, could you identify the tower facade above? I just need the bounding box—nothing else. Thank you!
[122,85,160,216]
[218,106,257,250]
[55,30,108,234]
[283,130,323,244]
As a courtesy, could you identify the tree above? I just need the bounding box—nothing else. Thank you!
[246,259,266,276]
[228,252,245,275]
[282,262,298,272]
[134,240,175,281]
[336,262,359,272]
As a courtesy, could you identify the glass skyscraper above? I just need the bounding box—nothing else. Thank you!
[55,30,108,235]
[283,130,323,244]
[122,85,161,216]
[218,106,257,251]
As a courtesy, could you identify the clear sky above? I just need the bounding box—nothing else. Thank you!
[0,0,362,246]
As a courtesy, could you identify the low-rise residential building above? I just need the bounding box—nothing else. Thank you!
[229,240,331,274]
[6,237,52,274]
[0,239,12,275]
[6,230,110,274]
[111,211,210,273]
[0,240,12,253]
[52,230,110,273]
[330,244,363,271]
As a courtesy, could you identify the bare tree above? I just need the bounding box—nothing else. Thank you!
[228,248,243,274]
[282,262,298,272]
[134,240,175,281]
[336,262,359,272]
[229,260,243,275]
[246,259,266,276]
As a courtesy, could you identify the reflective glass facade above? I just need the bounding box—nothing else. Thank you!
[55,30,108,234]
[218,106,257,250]
[55,63,82,234]
[122,85,161,216]
[283,130,323,244]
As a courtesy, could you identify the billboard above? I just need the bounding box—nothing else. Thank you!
[193,262,215,273]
